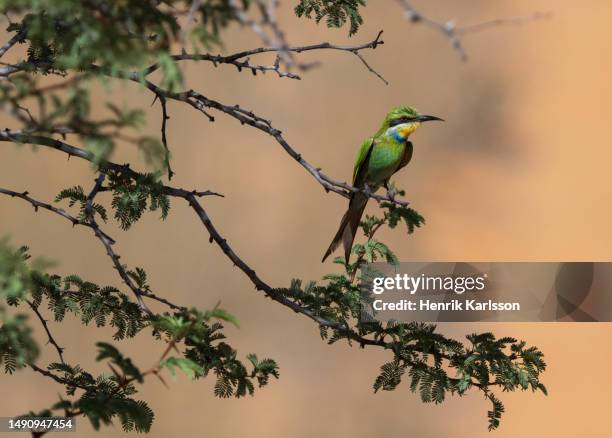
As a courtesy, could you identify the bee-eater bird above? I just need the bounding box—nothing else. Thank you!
[322,106,443,263]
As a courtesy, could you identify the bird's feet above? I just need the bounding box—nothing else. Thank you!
[384,181,397,202]
[362,183,373,197]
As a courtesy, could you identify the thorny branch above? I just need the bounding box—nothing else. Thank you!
[152,94,174,180]
[82,173,153,315]
[142,30,384,82]
[112,73,406,206]
[0,184,185,313]
[28,363,91,390]
[229,0,296,69]
[25,299,65,364]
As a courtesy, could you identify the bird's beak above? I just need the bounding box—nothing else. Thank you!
[415,115,444,123]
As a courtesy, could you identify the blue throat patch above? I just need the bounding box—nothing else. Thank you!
[390,127,405,144]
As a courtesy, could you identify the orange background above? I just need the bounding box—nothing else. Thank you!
[1,0,612,436]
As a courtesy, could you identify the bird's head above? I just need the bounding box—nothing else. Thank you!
[378,106,444,141]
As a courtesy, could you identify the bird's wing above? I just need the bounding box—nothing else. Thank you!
[394,140,413,173]
[352,137,376,185]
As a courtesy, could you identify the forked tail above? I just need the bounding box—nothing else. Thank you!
[321,192,369,263]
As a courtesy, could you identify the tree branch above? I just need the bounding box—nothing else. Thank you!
[152,94,174,179]
[82,173,153,315]
[142,30,384,82]
[26,300,65,364]
[396,0,549,61]
[0,184,185,313]
[0,29,25,60]
[28,363,91,390]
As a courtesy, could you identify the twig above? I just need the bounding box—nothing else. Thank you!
[179,0,202,52]
[456,12,551,36]
[351,48,388,85]
[26,300,65,364]
[396,0,548,61]
[28,363,91,390]
[153,94,174,179]
[142,31,384,82]
[0,29,25,60]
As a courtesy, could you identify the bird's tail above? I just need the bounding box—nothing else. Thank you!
[321,192,369,263]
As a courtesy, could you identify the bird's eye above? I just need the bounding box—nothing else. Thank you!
[389,117,410,127]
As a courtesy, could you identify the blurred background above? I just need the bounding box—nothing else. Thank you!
[2,0,612,436]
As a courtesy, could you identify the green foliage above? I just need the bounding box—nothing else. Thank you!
[106,169,170,230]
[96,342,143,383]
[0,241,40,374]
[55,185,108,223]
[295,0,366,35]
[352,239,398,264]
[2,250,278,432]
[160,357,204,380]
[0,314,38,374]
[154,309,280,399]
[381,203,425,235]
[4,0,178,72]
[31,271,147,339]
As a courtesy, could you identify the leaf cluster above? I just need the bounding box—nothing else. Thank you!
[0,241,40,373]
[295,0,366,35]
[106,169,170,229]
[154,309,280,399]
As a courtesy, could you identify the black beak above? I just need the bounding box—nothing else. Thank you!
[415,115,444,123]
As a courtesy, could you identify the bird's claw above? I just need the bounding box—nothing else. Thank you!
[384,182,397,202]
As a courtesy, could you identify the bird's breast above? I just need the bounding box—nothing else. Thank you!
[366,141,406,183]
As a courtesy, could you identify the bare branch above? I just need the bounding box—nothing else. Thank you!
[172,88,406,206]
[456,12,551,36]
[26,299,65,364]
[182,192,344,328]
[351,47,388,85]
[152,94,174,179]
[145,52,301,79]
[396,0,549,61]
[0,29,25,60]
[142,31,384,81]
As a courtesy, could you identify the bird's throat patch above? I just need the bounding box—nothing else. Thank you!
[389,123,420,143]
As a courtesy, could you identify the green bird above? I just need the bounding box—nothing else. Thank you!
[322,106,443,263]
